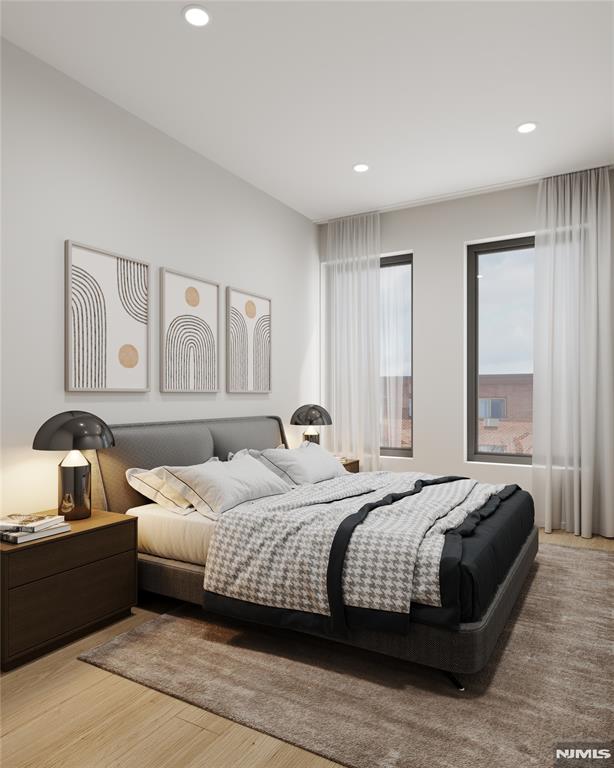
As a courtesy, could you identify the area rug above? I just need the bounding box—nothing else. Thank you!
[79,544,612,768]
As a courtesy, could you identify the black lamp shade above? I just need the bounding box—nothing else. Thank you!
[290,404,332,427]
[33,411,115,452]
[32,411,114,520]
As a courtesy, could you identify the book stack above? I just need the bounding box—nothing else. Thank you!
[0,513,71,544]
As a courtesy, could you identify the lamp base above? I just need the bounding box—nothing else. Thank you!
[58,463,91,520]
[303,432,320,444]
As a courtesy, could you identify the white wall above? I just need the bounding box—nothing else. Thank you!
[1,42,319,514]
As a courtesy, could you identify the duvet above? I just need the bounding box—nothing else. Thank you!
[203,472,509,636]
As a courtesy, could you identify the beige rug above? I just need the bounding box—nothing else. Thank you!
[79,544,613,768]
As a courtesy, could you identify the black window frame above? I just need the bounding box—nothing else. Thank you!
[380,253,413,458]
[467,236,534,465]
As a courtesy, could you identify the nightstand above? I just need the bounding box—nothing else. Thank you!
[341,458,360,473]
[1,510,137,671]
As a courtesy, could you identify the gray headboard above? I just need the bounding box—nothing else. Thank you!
[95,415,288,513]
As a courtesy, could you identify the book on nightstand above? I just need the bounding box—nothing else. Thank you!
[0,513,70,543]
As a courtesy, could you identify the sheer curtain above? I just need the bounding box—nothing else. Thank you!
[532,167,613,538]
[322,213,381,470]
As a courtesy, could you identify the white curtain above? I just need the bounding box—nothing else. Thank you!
[532,167,613,538]
[322,212,381,470]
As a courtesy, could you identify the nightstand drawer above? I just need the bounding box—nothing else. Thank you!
[7,521,134,588]
[7,550,136,656]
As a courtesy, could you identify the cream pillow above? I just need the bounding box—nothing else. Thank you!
[163,452,292,520]
[259,442,348,485]
[126,466,194,514]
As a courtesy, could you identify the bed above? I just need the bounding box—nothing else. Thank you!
[95,416,538,679]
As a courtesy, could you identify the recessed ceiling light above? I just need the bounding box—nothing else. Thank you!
[183,5,210,27]
[353,163,369,173]
[517,122,537,134]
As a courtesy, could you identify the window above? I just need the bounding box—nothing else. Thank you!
[479,398,507,419]
[380,254,412,456]
[467,237,535,463]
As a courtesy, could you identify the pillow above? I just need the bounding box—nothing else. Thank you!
[228,447,297,485]
[227,444,285,461]
[258,442,348,485]
[126,467,194,515]
[162,453,292,520]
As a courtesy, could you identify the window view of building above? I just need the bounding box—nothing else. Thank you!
[478,397,507,419]
[380,255,412,455]
[468,238,535,462]
[478,374,533,454]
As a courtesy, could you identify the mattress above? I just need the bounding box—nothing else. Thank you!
[128,503,215,565]
[132,485,534,632]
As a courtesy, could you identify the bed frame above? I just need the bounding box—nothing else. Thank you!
[95,416,538,679]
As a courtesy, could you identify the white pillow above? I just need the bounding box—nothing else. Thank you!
[227,444,285,461]
[228,447,297,486]
[162,453,292,520]
[126,467,194,515]
[259,442,348,485]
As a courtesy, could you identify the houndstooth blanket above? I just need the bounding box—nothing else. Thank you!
[204,472,504,619]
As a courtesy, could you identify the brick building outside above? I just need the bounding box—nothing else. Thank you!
[380,373,533,455]
[478,373,533,455]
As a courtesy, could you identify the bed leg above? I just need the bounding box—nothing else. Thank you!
[443,671,465,692]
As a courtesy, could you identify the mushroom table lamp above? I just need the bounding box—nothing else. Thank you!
[290,404,332,445]
[33,410,115,520]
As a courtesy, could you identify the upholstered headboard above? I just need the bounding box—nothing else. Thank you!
[95,416,288,513]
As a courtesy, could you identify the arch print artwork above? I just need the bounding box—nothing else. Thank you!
[226,287,271,393]
[65,241,150,391]
[161,269,219,392]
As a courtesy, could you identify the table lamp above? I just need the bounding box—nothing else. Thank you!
[290,404,332,444]
[33,410,115,520]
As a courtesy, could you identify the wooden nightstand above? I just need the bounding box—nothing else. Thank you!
[341,458,360,473]
[0,510,137,671]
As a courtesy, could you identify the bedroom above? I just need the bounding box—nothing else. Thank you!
[0,2,612,767]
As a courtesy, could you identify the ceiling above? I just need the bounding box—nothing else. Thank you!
[3,1,613,221]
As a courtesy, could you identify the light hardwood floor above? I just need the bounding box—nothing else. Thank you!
[538,527,614,552]
[2,531,612,768]
[0,597,339,768]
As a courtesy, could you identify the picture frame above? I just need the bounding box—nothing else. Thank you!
[160,268,220,392]
[226,286,271,393]
[65,240,150,392]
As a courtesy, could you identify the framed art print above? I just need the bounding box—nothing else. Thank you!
[160,268,219,392]
[226,286,271,393]
[65,241,150,392]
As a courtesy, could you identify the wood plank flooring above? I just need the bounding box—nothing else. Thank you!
[538,527,614,552]
[0,600,339,768]
[2,530,612,768]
